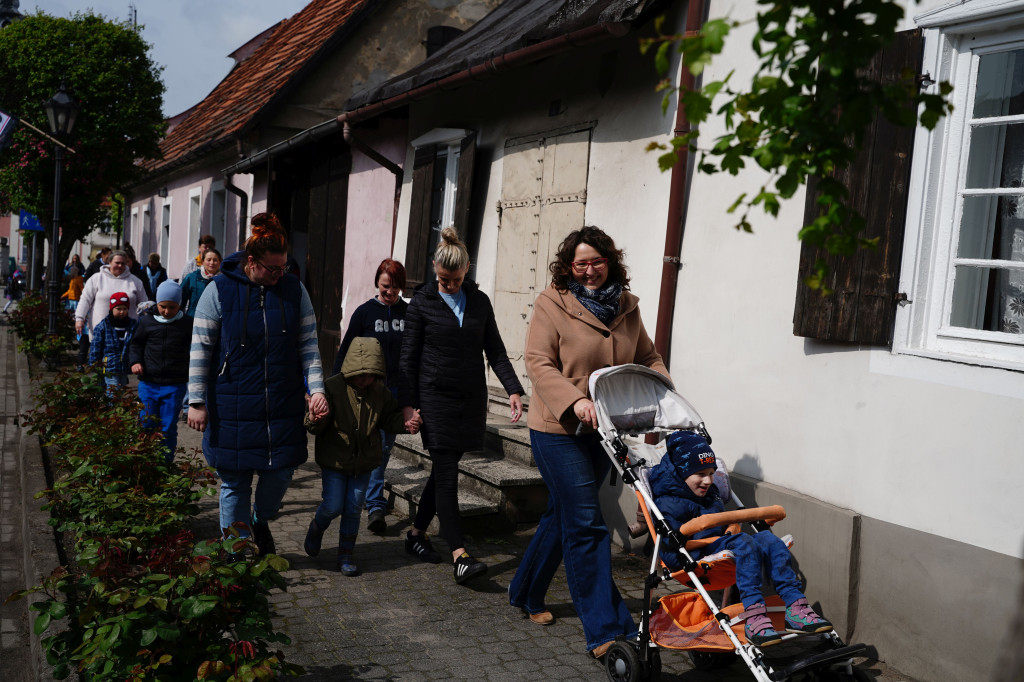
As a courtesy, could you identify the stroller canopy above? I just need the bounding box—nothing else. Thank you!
[589,364,704,434]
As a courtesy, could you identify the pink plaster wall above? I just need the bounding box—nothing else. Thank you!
[128,167,251,280]
[339,118,408,335]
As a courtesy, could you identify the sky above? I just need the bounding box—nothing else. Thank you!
[30,1,311,116]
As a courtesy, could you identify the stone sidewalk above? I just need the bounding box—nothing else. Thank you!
[2,322,910,681]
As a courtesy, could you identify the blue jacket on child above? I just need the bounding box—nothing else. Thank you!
[88,314,138,375]
[648,448,726,571]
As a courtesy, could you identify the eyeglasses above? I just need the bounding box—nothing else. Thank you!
[570,257,608,273]
[258,261,287,275]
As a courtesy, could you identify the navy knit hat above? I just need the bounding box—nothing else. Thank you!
[666,430,716,479]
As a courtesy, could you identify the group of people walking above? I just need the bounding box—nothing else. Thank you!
[65,211,664,659]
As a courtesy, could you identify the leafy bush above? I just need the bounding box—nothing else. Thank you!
[6,291,75,359]
[11,368,303,680]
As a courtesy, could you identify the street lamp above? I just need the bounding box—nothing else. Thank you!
[42,82,79,336]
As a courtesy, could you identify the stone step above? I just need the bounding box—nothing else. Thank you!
[485,382,530,419]
[387,428,548,529]
[383,456,502,536]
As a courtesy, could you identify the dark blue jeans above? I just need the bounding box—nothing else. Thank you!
[509,430,637,651]
[314,469,371,553]
[697,531,805,609]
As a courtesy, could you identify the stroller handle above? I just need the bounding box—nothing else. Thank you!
[678,505,786,537]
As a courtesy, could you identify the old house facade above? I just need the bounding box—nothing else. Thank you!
[325,0,1023,679]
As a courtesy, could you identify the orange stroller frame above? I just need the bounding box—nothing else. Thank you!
[587,364,868,682]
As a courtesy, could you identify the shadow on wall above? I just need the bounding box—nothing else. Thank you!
[731,452,763,483]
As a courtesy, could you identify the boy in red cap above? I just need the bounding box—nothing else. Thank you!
[89,292,138,395]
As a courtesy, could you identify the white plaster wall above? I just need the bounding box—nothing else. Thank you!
[669,0,1024,559]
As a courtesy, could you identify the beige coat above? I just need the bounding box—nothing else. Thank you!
[525,284,668,435]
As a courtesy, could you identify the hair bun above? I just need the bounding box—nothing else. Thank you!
[440,226,460,246]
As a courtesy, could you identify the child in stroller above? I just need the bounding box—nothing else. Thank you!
[648,430,833,647]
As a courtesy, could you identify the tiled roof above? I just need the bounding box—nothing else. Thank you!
[146,0,375,174]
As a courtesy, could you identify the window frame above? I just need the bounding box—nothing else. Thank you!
[895,8,1024,371]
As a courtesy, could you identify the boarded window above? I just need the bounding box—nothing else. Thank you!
[793,29,923,345]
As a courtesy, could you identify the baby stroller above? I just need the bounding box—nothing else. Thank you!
[589,364,868,682]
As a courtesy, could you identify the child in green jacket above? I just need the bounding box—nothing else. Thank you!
[303,337,420,575]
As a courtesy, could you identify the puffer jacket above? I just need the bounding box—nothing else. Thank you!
[128,311,193,385]
[398,279,524,453]
[307,337,407,475]
[648,450,725,570]
[203,253,308,471]
[525,284,667,435]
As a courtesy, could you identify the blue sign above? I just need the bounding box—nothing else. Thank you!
[19,209,44,232]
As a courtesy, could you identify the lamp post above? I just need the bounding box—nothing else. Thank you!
[42,83,79,336]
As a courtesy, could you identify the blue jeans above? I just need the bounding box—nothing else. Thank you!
[314,469,371,553]
[103,373,128,397]
[509,430,637,651]
[137,381,187,463]
[697,531,805,609]
[365,431,395,514]
[216,466,297,537]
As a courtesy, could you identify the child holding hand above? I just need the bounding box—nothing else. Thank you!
[303,337,421,576]
[648,430,833,647]
[129,281,193,463]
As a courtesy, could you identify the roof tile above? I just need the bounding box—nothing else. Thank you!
[146,0,373,173]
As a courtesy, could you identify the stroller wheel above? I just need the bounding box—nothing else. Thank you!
[688,650,733,671]
[642,649,661,681]
[605,642,640,682]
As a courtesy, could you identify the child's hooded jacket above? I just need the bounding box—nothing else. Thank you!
[306,337,406,475]
[648,449,726,541]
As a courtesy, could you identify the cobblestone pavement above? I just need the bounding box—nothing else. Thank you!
[3,324,909,681]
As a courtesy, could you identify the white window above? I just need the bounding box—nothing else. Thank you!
[411,128,465,266]
[188,188,202,262]
[897,2,1024,370]
[160,200,171,268]
[130,208,139,249]
[210,184,227,252]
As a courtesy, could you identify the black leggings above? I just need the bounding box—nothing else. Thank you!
[413,449,465,552]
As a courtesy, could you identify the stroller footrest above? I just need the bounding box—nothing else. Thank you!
[776,643,868,680]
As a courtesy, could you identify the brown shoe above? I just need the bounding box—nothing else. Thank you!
[528,610,554,626]
[591,641,614,659]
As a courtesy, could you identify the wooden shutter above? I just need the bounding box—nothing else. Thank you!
[453,131,477,236]
[793,29,922,345]
[405,144,436,289]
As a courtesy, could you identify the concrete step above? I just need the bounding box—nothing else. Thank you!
[386,426,548,530]
[485,382,530,418]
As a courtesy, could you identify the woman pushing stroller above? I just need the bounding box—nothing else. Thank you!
[649,430,833,647]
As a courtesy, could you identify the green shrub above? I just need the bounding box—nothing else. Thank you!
[10,367,303,680]
[6,292,75,359]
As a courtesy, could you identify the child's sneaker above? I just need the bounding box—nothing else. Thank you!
[453,552,487,585]
[785,598,833,634]
[744,604,783,647]
[405,530,442,564]
[338,556,360,577]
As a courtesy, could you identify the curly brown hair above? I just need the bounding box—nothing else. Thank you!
[244,213,288,261]
[549,226,629,290]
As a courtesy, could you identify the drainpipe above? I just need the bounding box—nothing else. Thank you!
[342,120,403,250]
[654,0,708,370]
[224,174,249,250]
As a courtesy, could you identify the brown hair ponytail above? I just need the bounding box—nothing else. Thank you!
[244,213,288,262]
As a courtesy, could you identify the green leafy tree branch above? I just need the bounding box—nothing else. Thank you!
[643,0,953,290]
[0,11,165,278]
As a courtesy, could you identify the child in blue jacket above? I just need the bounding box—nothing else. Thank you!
[648,430,833,647]
[129,281,194,463]
[89,292,138,395]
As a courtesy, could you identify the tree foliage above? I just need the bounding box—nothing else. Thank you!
[644,0,953,289]
[0,12,165,269]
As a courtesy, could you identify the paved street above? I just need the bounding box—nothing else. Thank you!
[0,323,914,681]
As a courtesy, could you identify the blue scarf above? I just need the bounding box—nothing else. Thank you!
[566,280,622,325]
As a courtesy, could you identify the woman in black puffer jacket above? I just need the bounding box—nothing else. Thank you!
[399,227,524,585]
